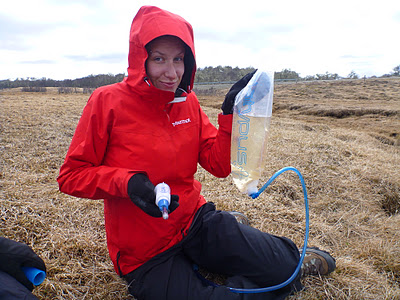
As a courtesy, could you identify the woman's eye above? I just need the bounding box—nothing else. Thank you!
[174,56,184,62]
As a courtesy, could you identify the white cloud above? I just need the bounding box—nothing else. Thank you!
[0,0,399,80]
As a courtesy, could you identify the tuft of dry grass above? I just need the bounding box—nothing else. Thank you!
[0,89,133,299]
[1,78,399,299]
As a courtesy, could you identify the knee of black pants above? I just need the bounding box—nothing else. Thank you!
[187,209,301,285]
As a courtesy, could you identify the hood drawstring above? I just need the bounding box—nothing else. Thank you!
[144,77,151,87]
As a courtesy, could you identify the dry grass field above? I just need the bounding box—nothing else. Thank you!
[1,77,399,299]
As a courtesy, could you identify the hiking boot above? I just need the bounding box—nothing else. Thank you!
[300,247,336,277]
[229,211,250,226]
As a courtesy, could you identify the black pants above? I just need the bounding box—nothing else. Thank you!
[124,203,302,300]
[0,271,38,300]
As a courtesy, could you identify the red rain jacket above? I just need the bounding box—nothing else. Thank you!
[57,6,232,275]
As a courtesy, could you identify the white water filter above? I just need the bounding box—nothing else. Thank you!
[154,182,171,220]
[230,70,274,195]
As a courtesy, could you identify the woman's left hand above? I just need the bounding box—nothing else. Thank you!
[221,70,257,115]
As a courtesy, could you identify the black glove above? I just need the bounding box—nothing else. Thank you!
[127,173,179,217]
[0,237,46,291]
[221,70,257,115]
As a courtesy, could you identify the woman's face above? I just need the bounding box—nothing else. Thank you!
[146,36,185,92]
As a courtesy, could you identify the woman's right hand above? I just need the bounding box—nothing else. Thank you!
[127,174,179,217]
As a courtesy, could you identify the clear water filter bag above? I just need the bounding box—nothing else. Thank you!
[231,70,274,195]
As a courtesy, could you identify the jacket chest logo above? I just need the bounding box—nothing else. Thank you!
[172,118,191,127]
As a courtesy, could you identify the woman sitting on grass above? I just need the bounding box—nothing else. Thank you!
[58,5,335,299]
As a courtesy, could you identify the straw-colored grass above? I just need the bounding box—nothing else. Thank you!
[1,78,399,299]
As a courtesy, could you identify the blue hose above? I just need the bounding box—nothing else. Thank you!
[194,166,310,294]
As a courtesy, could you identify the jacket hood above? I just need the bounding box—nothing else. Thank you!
[126,6,196,99]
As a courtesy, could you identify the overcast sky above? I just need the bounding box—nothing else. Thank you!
[1,0,399,80]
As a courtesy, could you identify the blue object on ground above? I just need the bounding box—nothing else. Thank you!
[22,267,46,286]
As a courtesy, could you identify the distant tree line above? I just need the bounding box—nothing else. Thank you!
[1,65,399,90]
[0,73,125,90]
[194,66,256,83]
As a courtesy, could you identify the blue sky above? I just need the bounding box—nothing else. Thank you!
[1,0,399,80]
